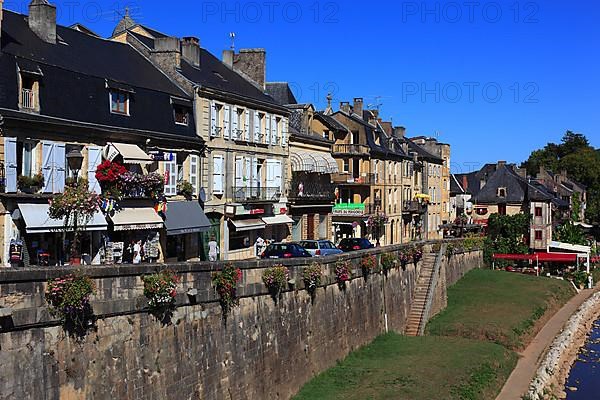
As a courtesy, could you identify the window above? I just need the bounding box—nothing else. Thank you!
[535,207,542,217]
[174,105,189,125]
[212,155,225,195]
[20,76,37,110]
[343,159,349,173]
[498,203,507,215]
[163,154,177,196]
[497,187,507,198]
[323,130,330,140]
[189,155,199,196]
[110,90,129,115]
[21,141,38,177]
[535,230,543,240]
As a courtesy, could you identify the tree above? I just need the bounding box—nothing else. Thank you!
[555,222,587,246]
[483,213,530,265]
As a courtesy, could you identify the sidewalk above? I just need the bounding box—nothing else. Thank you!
[496,286,598,400]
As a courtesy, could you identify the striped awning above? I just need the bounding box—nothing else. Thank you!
[290,151,339,174]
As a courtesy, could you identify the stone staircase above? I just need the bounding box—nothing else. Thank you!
[405,252,438,336]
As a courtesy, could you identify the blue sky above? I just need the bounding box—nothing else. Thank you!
[5,0,599,173]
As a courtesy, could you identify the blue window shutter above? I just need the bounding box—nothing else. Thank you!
[54,142,66,193]
[3,137,18,193]
[41,141,55,193]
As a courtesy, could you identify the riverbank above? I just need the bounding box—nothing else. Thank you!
[294,270,575,399]
[525,290,600,399]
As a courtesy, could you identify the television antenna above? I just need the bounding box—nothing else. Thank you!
[229,32,236,51]
[367,95,384,111]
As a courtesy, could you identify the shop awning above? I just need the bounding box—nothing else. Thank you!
[493,252,584,262]
[109,207,164,231]
[165,201,211,236]
[290,151,339,174]
[231,219,266,232]
[105,142,153,165]
[262,215,294,225]
[16,203,107,234]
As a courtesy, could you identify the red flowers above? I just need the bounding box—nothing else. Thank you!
[96,160,126,184]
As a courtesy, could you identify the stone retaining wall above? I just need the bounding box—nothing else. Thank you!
[0,241,482,400]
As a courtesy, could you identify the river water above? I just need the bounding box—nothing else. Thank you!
[564,318,600,399]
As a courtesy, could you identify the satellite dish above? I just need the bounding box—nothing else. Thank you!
[199,188,207,203]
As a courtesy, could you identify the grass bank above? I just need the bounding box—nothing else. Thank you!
[293,333,517,400]
[426,269,574,350]
[294,269,575,400]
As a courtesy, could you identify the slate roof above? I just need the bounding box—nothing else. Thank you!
[0,10,197,139]
[127,29,281,108]
[265,82,298,105]
[472,165,554,205]
[450,174,466,195]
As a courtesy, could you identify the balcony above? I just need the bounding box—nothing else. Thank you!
[21,89,35,110]
[232,186,281,202]
[403,200,426,214]
[333,144,370,156]
[287,181,335,202]
[331,173,375,185]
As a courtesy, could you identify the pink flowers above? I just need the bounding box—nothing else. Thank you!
[142,270,180,309]
[335,261,352,286]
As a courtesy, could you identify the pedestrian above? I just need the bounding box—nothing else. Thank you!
[208,236,219,262]
[133,240,142,264]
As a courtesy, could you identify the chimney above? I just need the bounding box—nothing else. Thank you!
[151,36,181,70]
[393,126,406,138]
[29,0,57,44]
[181,36,200,68]
[222,49,234,68]
[462,175,468,191]
[233,48,266,89]
[497,160,507,170]
[353,98,363,116]
[340,101,351,114]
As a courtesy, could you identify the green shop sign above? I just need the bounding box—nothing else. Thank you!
[333,203,366,217]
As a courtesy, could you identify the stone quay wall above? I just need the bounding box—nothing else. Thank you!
[0,240,482,400]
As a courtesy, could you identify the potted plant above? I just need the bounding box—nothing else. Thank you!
[177,180,194,200]
[262,265,290,300]
[45,273,96,333]
[366,212,388,246]
[335,260,352,289]
[381,253,398,274]
[360,254,377,278]
[95,160,126,197]
[48,182,100,264]
[302,262,323,299]
[17,172,44,193]
[212,264,243,315]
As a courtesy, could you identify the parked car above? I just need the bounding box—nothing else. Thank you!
[299,240,344,257]
[260,243,312,259]
[337,238,374,252]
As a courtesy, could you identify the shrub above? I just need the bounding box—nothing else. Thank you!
[17,173,44,191]
[262,265,290,295]
[142,270,180,309]
[335,261,352,286]
[380,253,397,273]
[45,274,96,331]
[212,264,242,314]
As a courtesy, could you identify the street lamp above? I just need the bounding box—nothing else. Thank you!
[66,149,84,178]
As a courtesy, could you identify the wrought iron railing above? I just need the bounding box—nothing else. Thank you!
[287,181,335,201]
[21,89,35,109]
[331,173,375,185]
[232,186,282,202]
[332,144,370,156]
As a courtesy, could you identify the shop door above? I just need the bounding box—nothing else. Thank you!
[307,214,315,240]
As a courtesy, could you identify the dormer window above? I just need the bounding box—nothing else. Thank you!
[110,90,129,115]
[497,187,507,198]
[174,105,189,126]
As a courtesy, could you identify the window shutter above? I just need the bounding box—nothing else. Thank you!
[210,100,218,137]
[53,143,66,193]
[281,118,288,147]
[271,116,277,145]
[223,104,231,139]
[3,137,18,193]
[231,106,239,140]
[274,160,282,190]
[265,114,271,144]
[87,146,102,194]
[189,154,199,196]
[252,157,259,190]
[212,155,224,195]
[235,156,244,189]
[265,159,275,188]
[254,111,261,143]
[163,154,177,196]
[245,157,252,189]
[245,110,251,141]
[41,141,55,193]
